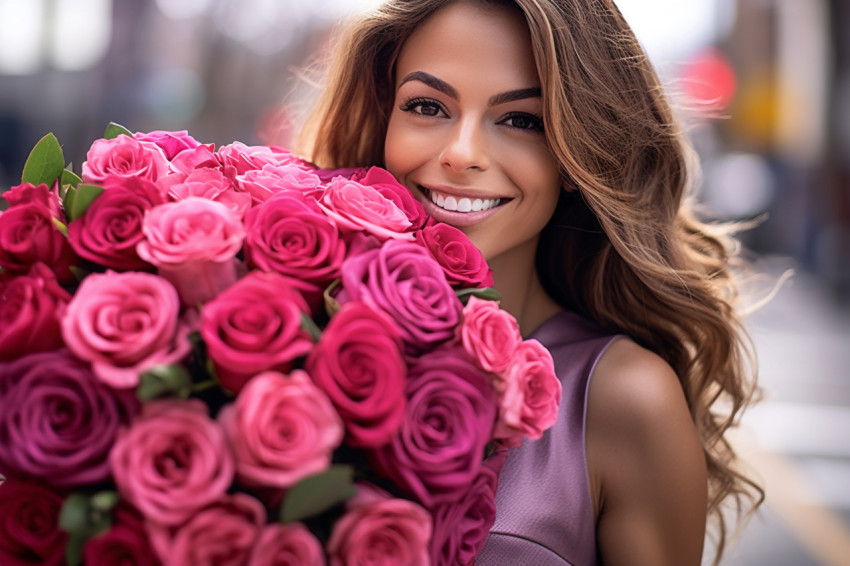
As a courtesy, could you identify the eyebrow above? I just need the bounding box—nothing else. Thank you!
[398,71,541,106]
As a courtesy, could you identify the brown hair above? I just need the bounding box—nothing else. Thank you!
[298,0,763,561]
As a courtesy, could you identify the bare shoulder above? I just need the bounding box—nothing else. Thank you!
[586,338,707,565]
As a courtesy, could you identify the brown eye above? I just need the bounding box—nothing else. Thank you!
[500,112,544,132]
[400,97,447,118]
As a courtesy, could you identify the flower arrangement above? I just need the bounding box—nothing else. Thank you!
[0,125,562,566]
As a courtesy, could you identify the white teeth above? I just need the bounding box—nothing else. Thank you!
[428,189,501,213]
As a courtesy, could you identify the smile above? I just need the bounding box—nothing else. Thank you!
[422,187,503,213]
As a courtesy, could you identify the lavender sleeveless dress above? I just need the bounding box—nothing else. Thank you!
[477,310,622,566]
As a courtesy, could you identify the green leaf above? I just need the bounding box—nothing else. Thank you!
[69,184,105,221]
[137,364,193,401]
[61,168,83,189]
[21,133,65,187]
[52,217,68,237]
[104,122,133,140]
[300,312,322,342]
[59,492,117,566]
[455,287,502,305]
[59,494,89,533]
[280,465,356,523]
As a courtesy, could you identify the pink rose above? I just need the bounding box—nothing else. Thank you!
[236,163,323,204]
[161,168,252,220]
[244,194,345,289]
[327,484,431,566]
[0,200,77,284]
[219,370,343,489]
[415,223,494,288]
[373,347,497,507]
[67,177,164,271]
[430,452,505,566]
[0,480,68,566]
[0,350,138,487]
[200,271,312,393]
[82,135,170,185]
[137,197,245,306]
[109,400,235,526]
[217,142,313,175]
[314,166,364,183]
[133,129,202,160]
[149,493,264,566]
[248,523,325,566]
[0,263,71,360]
[3,182,64,222]
[61,270,190,388]
[305,302,406,448]
[82,505,157,566]
[353,167,428,231]
[494,339,562,444]
[169,143,221,175]
[459,296,521,374]
[317,176,416,241]
[338,239,461,355]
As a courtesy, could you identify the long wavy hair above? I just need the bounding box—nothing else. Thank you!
[298,0,763,561]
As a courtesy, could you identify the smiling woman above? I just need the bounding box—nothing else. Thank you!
[298,1,763,564]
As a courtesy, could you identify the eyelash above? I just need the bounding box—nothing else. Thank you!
[399,97,545,133]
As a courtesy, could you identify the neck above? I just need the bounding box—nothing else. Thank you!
[487,239,563,338]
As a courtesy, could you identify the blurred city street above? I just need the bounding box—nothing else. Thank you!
[713,255,850,566]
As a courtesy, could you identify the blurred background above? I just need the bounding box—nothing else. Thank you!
[0,0,847,563]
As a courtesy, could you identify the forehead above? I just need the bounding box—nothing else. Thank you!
[395,1,540,91]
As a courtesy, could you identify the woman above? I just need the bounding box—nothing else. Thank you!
[299,0,762,563]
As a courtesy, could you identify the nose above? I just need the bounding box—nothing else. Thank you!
[439,118,490,173]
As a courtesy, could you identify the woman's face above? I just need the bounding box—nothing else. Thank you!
[384,1,561,267]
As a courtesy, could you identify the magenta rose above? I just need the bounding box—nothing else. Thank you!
[148,493,264,566]
[67,177,164,271]
[82,505,157,566]
[327,484,431,566]
[0,263,71,360]
[217,142,313,175]
[110,399,235,526]
[353,167,428,231]
[161,167,252,220]
[243,194,345,288]
[248,523,325,566]
[82,135,170,185]
[415,223,494,288]
[137,197,244,306]
[459,296,522,374]
[0,350,138,487]
[305,302,406,448]
[218,370,343,489]
[317,176,417,241]
[430,452,504,566]
[61,270,190,389]
[0,480,68,566]
[338,239,462,355]
[3,182,64,222]
[236,163,323,204]
[133,129,202,160]
[372,347,497,507]
[200,271,312,393]
[0,200,77,284]
[494,339,562,444]
[314,166,364,183]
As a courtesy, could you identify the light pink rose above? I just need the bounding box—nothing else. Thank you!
[236,163,323,204]
[109,400,235,526]
[149,493,264,566]
[82,135,170,185]
[317,176,416,241]
[415,223,494,289]
[494,339,562,444]
[219,370,343,489]
[61,270,191,389]
[137,197,244,306]
[459,296,522,374]
[200,271,313,393]
[353,167,428,231]
[217,142,313,175]
[161,168,252,220]
[327,484,431,566]
[133,129,202,160]
[248,523,326,566]
[168,143,221,175]
[305,302,406,448]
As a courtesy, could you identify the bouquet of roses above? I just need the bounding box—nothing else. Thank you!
[0,124,562,566]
